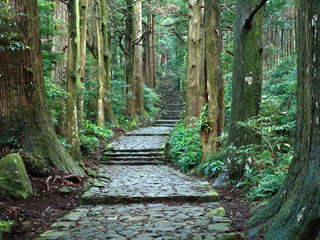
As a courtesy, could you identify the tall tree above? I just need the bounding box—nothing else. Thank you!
[78,0,89,127]
[95,0,106,128]
[248,0,320,238]
[51,0,68,135]
[100,0,118,125]
[217,0,265,182]
[151,14,157,88]
[134,0,146,117]
[67,0,83,165]
[185,0,201,127]
[200,0,224,161]
[124,0,137,120]
[0,0,84,175]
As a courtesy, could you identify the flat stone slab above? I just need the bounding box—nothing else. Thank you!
[39,203,232,240]
[126,126,173,136]
[82,165,219,204]
[109,136,168,151]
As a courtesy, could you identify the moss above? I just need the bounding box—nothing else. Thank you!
[21,154,51,177]
[0,219,15,240]
[0,154,33,199]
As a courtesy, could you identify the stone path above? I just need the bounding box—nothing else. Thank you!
[39,80,236,240]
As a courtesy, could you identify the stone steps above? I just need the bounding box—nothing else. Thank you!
[101,156,165,161]
[102,151,164,157]
[101,160,164,166]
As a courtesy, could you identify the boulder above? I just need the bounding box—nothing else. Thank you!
[206,207,227,217]
[0,153,33,199]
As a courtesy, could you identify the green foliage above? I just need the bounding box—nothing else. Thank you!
[143,85,161,118]
[169,122,202,172]
[79,121,113,156]
[0,219,14,240]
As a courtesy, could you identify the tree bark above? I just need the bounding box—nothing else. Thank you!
[248,1,320,239]
[224,0,264,180]
[51,0,68,136]
[185,0,201,127]
[100,0,118,126]
[200,0,225,162]
[125,0,137,120]
[151,14,157,88]
[0,0,84,175]
[95,0,106,128]
[134,0,146,117]
[78,0,88,127]
[67,0,83,165]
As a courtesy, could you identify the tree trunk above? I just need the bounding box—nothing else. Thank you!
[200,0,225,162]
[134,0,146,117]
[95,0,106,128]
[78,0,88,127]
[151,14,157,88]
[125,0,137,120]
[100,0,118,126]
[145,10,152,88]
[0,0,84,176]
[248,1,320,239]
[51,0,68,136]
[223,0,264,180]
[67,0,83,165]
[185,0,201,127]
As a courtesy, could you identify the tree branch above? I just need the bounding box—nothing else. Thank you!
[244,0,268,29]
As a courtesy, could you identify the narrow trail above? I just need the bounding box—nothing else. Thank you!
[39,80,236,240]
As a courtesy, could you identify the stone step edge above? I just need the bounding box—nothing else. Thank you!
[100,160,165,166]
[81,190,219,205]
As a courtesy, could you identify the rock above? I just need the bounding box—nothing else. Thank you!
[21,154,50,177]
[217,233,238,240]
[235,212,243,217]
[206,207,226,217]
[0,154,33,199]
[208,223,230,232]
[247,224,265,239]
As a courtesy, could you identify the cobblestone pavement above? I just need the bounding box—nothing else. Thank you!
[39,80,236,240]
[39,203,234,240]
[82,166,218,204]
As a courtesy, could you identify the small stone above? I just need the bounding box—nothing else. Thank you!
[206,207,226,217]
[235,212,242,217]
[208,223,230,232]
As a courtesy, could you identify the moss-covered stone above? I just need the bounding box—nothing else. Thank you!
[0,154,33,199]
[21,154,51,177]
[206,207,226,217]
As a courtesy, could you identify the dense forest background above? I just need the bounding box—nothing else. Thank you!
[0,0,319,239]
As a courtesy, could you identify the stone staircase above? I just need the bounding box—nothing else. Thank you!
[100,79,183,166]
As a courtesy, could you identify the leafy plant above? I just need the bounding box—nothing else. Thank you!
[169,122,202,172]
[0,219,14,240]
[79,121,113,156]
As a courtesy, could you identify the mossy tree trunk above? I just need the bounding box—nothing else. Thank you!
[67,0,83,165]
[247,1,320,239]
[222,0,265,180]
[134,0,146,117]
[125,0,137,120]
[95,0,106,128]
[0,0,84,176]
[185,0,201,127]
[78,0,88,128]
[100,0,118,126]
[200,0,224,162]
